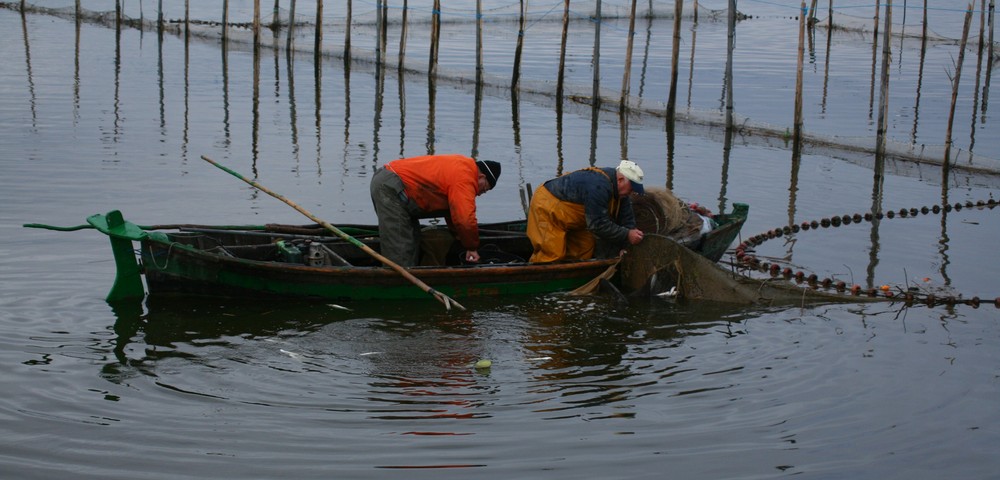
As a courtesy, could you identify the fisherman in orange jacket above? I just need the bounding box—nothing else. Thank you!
[527,160,645,263]
[370,154,501,267]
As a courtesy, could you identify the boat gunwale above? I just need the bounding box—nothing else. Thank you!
[140,234,619,281]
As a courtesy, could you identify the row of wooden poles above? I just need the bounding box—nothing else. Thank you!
[792,0,995,161]
[40,0,739,130]
[32,0,996,145]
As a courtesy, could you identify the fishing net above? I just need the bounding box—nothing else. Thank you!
[631,186,713,244]
[619,233,883,307]
[620,187,885,306]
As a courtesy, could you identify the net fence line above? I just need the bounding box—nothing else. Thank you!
[6,0,996,41]
[5,0,999,176]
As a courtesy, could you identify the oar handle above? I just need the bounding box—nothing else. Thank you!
[201,155,465,311]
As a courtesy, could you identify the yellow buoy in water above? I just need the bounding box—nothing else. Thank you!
[474,359,492,370]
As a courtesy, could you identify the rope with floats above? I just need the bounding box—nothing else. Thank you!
[730,198,999,308]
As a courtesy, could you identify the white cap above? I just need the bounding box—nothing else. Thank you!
[617,160,645,194]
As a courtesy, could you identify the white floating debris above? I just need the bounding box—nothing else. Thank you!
[280,349,303,360]
[327,304,352,311]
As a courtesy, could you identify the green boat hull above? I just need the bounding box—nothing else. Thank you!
[139,237,618,301]
[76,202,747,304]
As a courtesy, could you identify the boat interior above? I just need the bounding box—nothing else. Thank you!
[161,223,535,268]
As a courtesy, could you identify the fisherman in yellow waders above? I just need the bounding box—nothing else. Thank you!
[526,160,645,263]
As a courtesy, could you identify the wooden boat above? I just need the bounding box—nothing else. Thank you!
[66,202,748,303]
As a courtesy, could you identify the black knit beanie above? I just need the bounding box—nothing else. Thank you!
[477,160,502,189]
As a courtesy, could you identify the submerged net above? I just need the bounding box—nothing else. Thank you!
[620,233,884,306]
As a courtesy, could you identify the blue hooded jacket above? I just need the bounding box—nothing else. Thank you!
[541,167,637,246]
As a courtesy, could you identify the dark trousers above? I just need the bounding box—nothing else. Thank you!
[370,168,422,266]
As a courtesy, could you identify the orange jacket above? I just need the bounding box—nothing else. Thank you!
[386,154,481,250]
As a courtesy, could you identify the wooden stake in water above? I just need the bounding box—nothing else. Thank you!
[593,0,603,107]
[868,0,881,117]
[429,0,441,77]
[725,0,736,129]
[222,0,229,42]
[667,0,682,122]
[377,0,388,67]
[315,0,323,58]
[794,1,806,140]
[253,0,261,47]
[984,0,995,112]
[512,0,527,91]
[272,0,280,31]
[557,0,570,100]
[287,0,296,49]
[344,0,351,59]
[620,0,638,112]
[944,4,975,164]
[876,0,893,157]
[477,0,484,84]
[398,0,408,71]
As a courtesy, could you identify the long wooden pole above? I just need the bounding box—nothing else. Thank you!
[794,1,806,140]
[222,0,229,42]
[667,0,682,121]
[287,0,296,49]
[430,0,441,76]
[557,0,570,100]
[253,0,261,47]
[984,0,994,112]
[725,0,735,129]
[398,0,408,71]
[477,0,484,85]
[869,0,880,117]
[200,155,466,311]
[315,0,323,57]
[512,0,526,90]
[272,0,280,31]
[620,0,638,111]
[944,4,975,164]
[876,0,893,156]
[592,0,602,107]
[377,0,388,66]
[344,0,351,59]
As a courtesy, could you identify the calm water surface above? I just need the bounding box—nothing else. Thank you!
[2,3,999,479]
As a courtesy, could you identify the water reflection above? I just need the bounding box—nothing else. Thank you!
[868,150,886,288]
[912,19,928,144]
[426,66,436,153]
[287,47,301,168]
[100,293,752,419]
[251,40,261,175]
[19,9,36,128]
[73,13,81,125]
